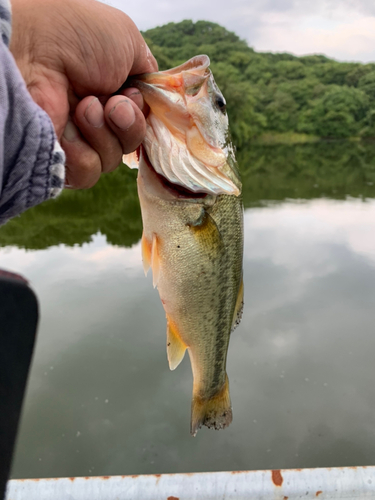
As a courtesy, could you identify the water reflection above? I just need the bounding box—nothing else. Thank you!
[2,143,375,478]
[2,142,375,251]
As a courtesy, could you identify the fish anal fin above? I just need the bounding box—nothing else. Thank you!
[151,233,160,289]
[231,277,244,332]
[191,375,232,437]
[141,233,152,276]
[166,315,187,371]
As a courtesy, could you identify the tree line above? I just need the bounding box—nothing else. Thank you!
[143,20,375,145]
[2,141,375,249]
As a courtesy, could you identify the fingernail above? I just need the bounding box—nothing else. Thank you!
[109,100,135,130]
[85,97,104,128]
[63,120,79,142]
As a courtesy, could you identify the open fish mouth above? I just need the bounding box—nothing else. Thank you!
[140,145,209,201]
[124,55,241,197]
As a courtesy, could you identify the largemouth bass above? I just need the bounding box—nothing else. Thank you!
[124,55,243,436]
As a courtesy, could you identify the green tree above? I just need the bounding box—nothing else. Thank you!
[358,71,375,102]
[265,91,298,132]
[298,86,368,138]
[274,60,307,81]
[211,62,266,145]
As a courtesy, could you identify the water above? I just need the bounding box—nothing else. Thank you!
[2,142,375,478]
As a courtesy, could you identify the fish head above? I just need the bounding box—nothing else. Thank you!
[127,55,241,196]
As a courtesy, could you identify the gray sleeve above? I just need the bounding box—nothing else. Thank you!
[0,0,65,226]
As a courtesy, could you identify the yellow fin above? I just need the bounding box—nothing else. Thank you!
[151,233,160,289]
[232,277,244,332]
[188,209,222,255]
[166,315,187,371]
[190,375,232,437]
[141,233,152,276]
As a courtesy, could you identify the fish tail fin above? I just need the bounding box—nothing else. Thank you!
[190,375,232,437]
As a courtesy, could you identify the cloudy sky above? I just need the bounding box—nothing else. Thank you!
[102,0,375,63]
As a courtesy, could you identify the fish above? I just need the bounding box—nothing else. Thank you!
[124,55,244,436]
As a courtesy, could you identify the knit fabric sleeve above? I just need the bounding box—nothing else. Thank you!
[0,0,65,226]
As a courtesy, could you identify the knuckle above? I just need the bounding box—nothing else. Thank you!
[100,146,123,173]
[120,129,144,155]
[66,152,101,189]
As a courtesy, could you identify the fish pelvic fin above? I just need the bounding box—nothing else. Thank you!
[166,315,187,371]
[151,233,160,288]
[142,233,161,286]
[141,233,152,276]
[190,375,232,437]
[231,276,244,332]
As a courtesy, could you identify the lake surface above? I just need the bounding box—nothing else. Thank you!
[2,142,375,478]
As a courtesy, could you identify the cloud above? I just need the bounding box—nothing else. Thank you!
[254,12,375,62]
[102,0,375,62]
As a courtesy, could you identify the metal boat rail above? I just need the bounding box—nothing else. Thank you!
[6,466,375,499]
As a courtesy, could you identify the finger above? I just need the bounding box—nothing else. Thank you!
[94,89,145,114]
[121,87,151,118]
[126,18,158,75]
[104,95,147,154]
[122,87,144,112]
[75,96,123,173]
[61,120,102,189]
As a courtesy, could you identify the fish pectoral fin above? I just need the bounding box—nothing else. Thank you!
[151,233,160,289]
[188,209,223,254]
[122,150,139,169]
[141,233,152,276]
[231,277,244,332]
[166,316,187,371]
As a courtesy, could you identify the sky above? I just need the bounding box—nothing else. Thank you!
[101,0,375,63]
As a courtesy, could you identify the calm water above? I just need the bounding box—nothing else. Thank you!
[2,142,375,478]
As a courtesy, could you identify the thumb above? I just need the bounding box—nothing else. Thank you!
[128,26,158,76]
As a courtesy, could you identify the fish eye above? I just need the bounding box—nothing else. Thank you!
[215,94,226,113]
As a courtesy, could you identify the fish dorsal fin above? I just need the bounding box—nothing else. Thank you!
[231,277,244,332]
[141,233,152,276]
[151,233,160,289]
[166,315,187,371]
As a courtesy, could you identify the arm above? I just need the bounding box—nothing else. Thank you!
[0,0,64,225]
[0,0,157,225]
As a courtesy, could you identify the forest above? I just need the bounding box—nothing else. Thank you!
[143,20,375,145]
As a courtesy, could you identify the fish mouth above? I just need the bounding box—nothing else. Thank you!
[141,145,209,200]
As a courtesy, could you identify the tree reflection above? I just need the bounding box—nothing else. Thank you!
[1,142,375,250]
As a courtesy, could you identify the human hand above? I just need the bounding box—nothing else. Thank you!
[10,0,158,188]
